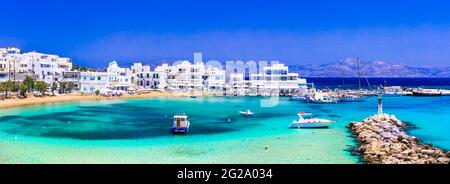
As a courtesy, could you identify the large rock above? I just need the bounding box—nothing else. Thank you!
[437,157,450,164]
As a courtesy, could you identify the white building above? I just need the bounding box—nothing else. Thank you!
[79,71,112,93]
[131,63,161,89]
[79,61,136,94]
[250,64,306,95]
[107,61,132,85]
[227,73,248,96]
[62,71,81,91]
[0,47,72,84]
[203,66,226,95]
[164,61,205,92]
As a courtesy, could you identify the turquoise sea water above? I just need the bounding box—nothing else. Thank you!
[0,96,449,164]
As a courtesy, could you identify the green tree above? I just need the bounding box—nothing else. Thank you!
[68,81,75,93]
[0,81,16,98]
[0,82,6,99]
[10,82,19,93]
[51,82,58,96]
[2,81,14,98]
[35,81,48,97]
[59,81,67,94]
[95,89,100,96]
[72,64,79,71]
[19,83,28,98]
[23,76,35,92]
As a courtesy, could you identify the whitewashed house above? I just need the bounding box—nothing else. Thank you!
[227,73,247,96]
[106,61,132,91]
[0,47,72,84]
[79,71,113,93]
[203,66,225,95]
[250,64,306,95]
[165,61,205,92]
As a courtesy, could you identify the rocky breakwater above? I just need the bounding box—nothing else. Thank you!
[349,114,450,164]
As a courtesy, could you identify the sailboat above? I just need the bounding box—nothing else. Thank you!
[337,58,369,102]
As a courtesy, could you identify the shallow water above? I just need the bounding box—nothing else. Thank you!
[0,96,448,164]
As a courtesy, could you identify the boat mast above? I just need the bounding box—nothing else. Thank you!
[357,57,361,90]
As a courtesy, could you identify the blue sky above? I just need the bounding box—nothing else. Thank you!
[1,0,450,67]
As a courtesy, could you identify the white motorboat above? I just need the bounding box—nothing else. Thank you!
[289,112,334,128]
[239,110,254,116]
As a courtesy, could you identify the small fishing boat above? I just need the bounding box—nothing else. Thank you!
[412,88,442,97]
[289,112,334,128]
[190,96,198,98]
[239,110,254,116]
[171,113,190,134]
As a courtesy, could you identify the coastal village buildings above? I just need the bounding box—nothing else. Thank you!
[79,71,112,93]
[164,61,206,92]
[203,66,226,95]
[250,64,306,95]
[0,47,72,83]
[1,47,307,96]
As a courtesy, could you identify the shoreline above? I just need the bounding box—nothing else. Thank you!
[349,114,450,164]
[0,91,173,109]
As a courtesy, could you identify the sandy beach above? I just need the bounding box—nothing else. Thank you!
[0,91,173,109]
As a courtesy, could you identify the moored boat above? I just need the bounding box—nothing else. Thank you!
[289,112,334,128]
[412,88,442,96]
[439,90,450,96]
[290,94,306,101]
[302,91,338,104]
[383,86,404,97]
[338,94,367,102]
[239,110,254,116]
[171,113,190,134]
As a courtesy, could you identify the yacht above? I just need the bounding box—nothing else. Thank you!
[412,88,442,96]
[239,110,254,116]
[171,113,190,134]
[289,112,334,128]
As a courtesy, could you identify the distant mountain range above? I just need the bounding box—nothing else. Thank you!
[289,59,450,77]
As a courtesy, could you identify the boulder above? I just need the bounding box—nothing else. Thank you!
[437,157,449,164]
